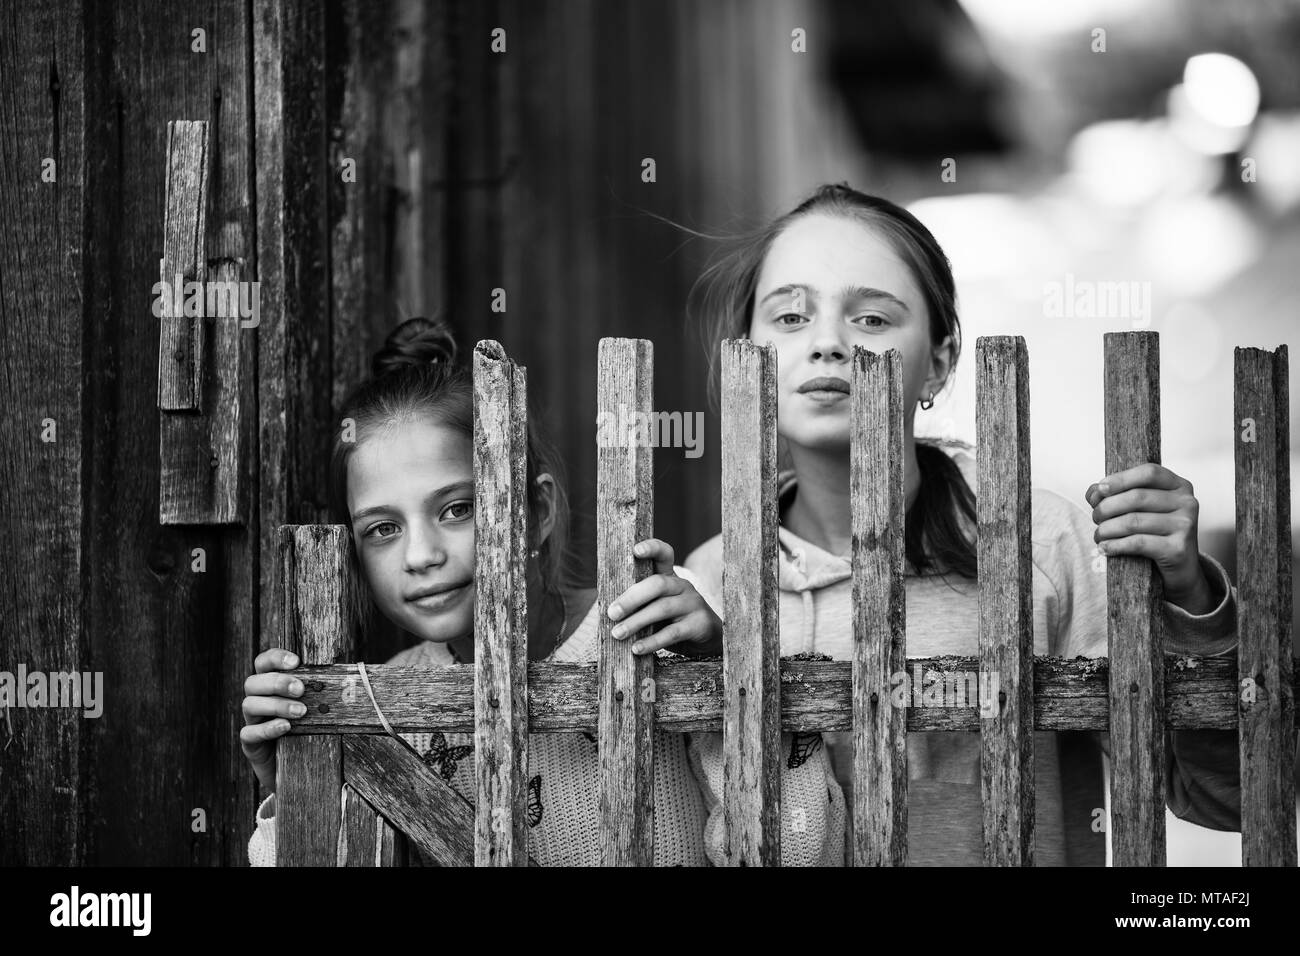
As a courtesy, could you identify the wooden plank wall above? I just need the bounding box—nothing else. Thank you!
[0,0,829,864]
[0,0,88,866]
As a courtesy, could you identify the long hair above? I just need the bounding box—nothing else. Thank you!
[693,183,977,579]
[327,316,574,635]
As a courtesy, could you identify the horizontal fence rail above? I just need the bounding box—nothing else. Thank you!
[283,655,1273,734]
[275,333,1294,867]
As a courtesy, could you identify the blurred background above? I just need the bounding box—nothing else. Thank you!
[2,0,1295,866]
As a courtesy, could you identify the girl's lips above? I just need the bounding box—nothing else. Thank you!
[797,377,850,394]
[408,581,471,610]
[800,388,850,405]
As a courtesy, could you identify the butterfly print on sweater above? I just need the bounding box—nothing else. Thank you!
[422,732,474,782]
[787,732,823,769]
[527,774,543,828]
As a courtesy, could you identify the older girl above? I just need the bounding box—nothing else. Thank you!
[609,184,1241,865]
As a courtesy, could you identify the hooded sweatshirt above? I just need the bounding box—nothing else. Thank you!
[683,444,1241,866]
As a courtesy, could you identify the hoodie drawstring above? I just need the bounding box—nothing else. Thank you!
[789,547,816,652]
[800,589,815,652]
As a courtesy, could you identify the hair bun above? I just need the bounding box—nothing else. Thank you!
[372,316,458,378]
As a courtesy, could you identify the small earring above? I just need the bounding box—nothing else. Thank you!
[920,391,936,411]
[529,548,539,559]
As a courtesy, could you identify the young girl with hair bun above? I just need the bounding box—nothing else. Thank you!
[239,316,716,865]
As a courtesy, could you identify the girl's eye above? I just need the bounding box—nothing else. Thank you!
[774,312,808,327]
[442,500,474,521]
[365,521,400,540]
[852,314,888,328]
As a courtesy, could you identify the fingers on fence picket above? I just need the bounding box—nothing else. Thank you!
[720,340,781,866]
[851,346,908,866]
[275,525,356,866]
[596,337,656,867]
[1234,345,1296,867]
[473,341,531,867]
[1103,331,1167,867]
[976,336,1035,866]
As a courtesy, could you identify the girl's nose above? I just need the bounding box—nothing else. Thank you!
[808,317,849,363]
[403,524,447,572]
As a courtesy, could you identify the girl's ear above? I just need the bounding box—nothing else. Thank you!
[924,334,956,398]
[532,473,558,548]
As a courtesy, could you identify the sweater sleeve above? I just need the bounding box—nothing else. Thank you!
[1036,488,1242,832]
[683,538,725,621]
[248,792,278,867]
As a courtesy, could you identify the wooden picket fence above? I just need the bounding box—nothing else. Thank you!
[274,332,1294,867]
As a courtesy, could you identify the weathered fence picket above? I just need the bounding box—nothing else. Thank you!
[850,346,908,866]
[596,338,657,866]
[275,525,351,866]
[976,336,1035,866]
[1235,345,1295,866]
[719,340,781,866]
[1104,331,1167,866]
[272,334,1296,869]
[472,340,531,866]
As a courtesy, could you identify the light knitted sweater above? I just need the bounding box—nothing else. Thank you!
[248,598,712,866]
[684,445,1242,866]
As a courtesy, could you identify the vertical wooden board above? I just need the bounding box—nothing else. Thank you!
[473,341,530,866]
[277,735,342,867]
[390,0,425,321]
[975,337,1035,866]
[0,0,86,866]
[255,0,333,664]
[338,783,405,866]
[378,817,409,867]
[280,0,332,532]
[327,0,393,412]
[1234,345,1296,867]
[278,525,356,663]
[253,0,289,663]
[339,784,378,866]
[720,340,781,866]
[851,346,908,866]
[597,338,656,866]
[446,0,506,346]
[1103,331,1166,867]
[202,0,260,866]
[157,119,209,412]
[412,0,450,322]
[276,525,355,866]
[160,256,249,524]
